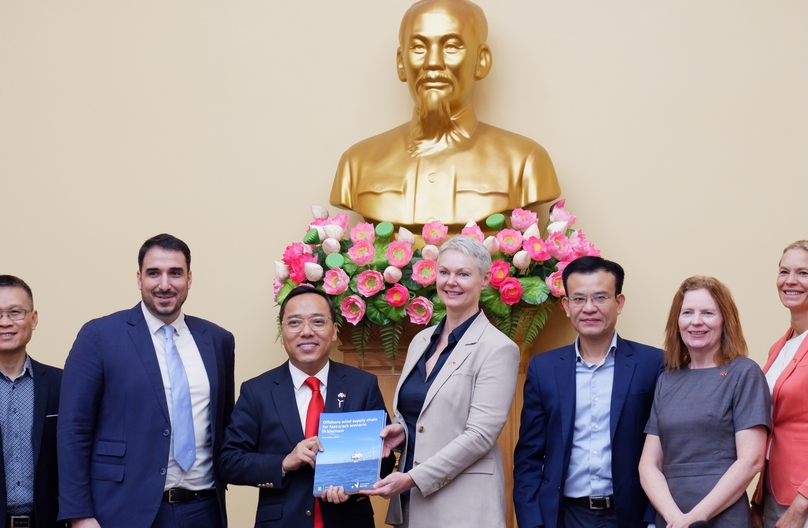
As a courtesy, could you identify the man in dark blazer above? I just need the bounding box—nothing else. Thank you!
[0,275,64,528]
[514,257,664,528]
[218,286,393,528]
[57,235,235,528]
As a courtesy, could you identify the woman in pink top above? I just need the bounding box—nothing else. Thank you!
[751,240,808,528]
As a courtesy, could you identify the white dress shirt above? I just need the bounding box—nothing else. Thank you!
[288,361,329,432]
[141,303,214,491]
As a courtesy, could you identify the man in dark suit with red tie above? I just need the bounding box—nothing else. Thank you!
[218,286,393,528]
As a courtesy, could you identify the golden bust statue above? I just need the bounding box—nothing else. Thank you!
[330,0,560,228]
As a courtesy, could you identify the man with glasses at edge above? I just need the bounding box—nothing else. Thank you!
[218,286,394,528]
[514,256,664,528]
[0,275,63,528]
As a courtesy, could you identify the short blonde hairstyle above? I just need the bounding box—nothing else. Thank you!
[663,276,748,370]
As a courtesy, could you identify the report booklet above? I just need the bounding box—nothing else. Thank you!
[312,410,386,495]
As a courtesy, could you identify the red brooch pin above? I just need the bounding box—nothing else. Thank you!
[719,371,727,376]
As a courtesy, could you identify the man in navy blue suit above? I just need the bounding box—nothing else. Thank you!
[58,234,235,528]
[218,286,393,528]
[513,257,664,528]
[0,275,64,528]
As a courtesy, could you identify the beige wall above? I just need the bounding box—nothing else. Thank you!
[1,1,805,524]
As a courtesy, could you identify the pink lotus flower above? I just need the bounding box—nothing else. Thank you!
[323,268,350,295]
[407,296,434,325]
[350,222,376,244]
[273,277,284,301]
[313,213,350,232]
[422,221,449,245]
[546,271,565,297]
[496,229,523,255]
[321,238,341,255]
[386,241,414,268]
[569,230,600,258]
[356,270,384,297]
[284,250,317,284]
[421,244,439,261]
[555,261,570,272]
[513,251,531,270]
[383,266,402,283]
[282,243,307,265]
[397,226,416,245]
[546,232,573,260]
[461,223,485,243]
[511,208,538,231]
[489,260,511,289]
[412,259,438,286]
[347,240,375,266]
[483,236,500,255]
[523,236,551,262]
[304,262,323,282]
[499,278,524,305]
[340,295,366,325]
[274,261,290,281]
[549,199,577,226]
[385,284,409,307]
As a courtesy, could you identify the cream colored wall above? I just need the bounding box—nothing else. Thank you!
[1,1,805,525]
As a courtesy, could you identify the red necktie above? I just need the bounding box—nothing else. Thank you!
[304,377,324,528]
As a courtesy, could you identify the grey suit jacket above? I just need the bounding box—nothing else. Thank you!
[386,313,519,528]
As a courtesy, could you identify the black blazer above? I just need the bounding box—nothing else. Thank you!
[218,360,395,528]
[0,358,65,528]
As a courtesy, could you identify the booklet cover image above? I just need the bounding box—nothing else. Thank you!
[312,410,386,495]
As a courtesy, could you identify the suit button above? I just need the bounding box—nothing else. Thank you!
[417,426,425,433]
[305,510,312,516]
[268,483,274,488]
[160,468,166,475]
[163,429,170,436]
[427,173,437,183]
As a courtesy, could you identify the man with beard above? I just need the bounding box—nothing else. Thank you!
[58,234,235,528]
[330,0,560,228]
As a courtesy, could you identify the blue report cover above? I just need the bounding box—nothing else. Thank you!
[312,410,386,495]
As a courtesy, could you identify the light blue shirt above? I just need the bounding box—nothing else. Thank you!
[563,332,616,499]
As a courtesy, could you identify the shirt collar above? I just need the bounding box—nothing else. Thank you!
[289,360,330,391]
[140,301,187,337]
[429,310,481,346]
[574,331,618,363]
[0,355,33,382]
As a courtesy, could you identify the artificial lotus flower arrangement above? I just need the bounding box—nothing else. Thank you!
[275,200,600,366]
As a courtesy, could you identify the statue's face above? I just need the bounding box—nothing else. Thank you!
[398,7,486,114]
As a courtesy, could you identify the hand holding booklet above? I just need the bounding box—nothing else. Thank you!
[312,410,387,495]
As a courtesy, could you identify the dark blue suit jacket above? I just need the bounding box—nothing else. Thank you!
[0,359,65,528]
[57,304,235,527]
[513,336,663,528]
[217,360,394,528]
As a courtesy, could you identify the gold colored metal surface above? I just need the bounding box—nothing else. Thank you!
[330,0,561,228]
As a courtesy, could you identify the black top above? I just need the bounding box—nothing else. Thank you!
[398,311,480,474]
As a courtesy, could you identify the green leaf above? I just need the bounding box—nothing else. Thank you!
[275,279,297,306]
[480,285,511,318]
[379,322,403,366]
[342,260,358,276]
[519,277,550,305]
[365,298,391,326]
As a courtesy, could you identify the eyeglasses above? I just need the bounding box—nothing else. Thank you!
[0,309,32,321]
[567,294,613,306]
[282,317,332,333]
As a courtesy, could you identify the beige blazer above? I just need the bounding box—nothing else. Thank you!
[386,313,519,527]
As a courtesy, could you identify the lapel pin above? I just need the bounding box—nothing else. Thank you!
[337,392,346,409]
[719,371,727,376]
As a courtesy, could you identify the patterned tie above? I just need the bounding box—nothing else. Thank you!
[163,324,196,472]
[304,377,324,528]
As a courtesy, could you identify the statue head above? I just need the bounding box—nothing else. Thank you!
[397,0,492,122]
